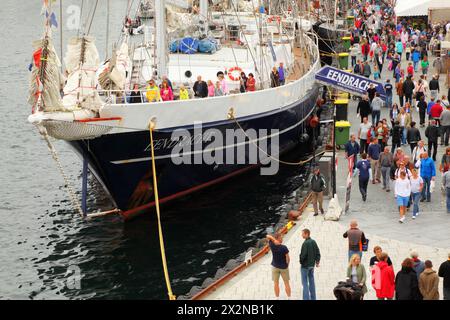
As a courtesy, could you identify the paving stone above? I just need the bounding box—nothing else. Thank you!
[205,54,449,301]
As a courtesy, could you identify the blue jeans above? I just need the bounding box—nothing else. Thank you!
[446,188,450,213]
[401,127,407,144]
[413,61,418,71]
[348,250,362,261]
[301,267,316,300]
[372,110,380,125]
[411,192,421,216]
[421,177,431,201]
[385,94,392,109]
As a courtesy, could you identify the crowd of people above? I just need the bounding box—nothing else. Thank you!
[262,0,450,301]
[340,0,450,222]
[265,220,450,300]
[127,62,287,103]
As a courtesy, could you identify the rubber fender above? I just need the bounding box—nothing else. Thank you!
[224,259,240,271]
[188,285,203,296]
[214,268,227,279]
[201,277,215,288]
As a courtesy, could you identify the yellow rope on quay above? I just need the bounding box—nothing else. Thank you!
[148,119,176,301]
[227,108,326,166]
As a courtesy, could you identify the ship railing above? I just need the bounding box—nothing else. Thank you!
[96,37,320,113]
[96,78,272,105]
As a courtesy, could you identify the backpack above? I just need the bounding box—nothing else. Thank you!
[367,128,376,141]
[333,281,363,300]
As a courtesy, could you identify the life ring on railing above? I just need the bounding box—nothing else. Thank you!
[267,16,281,23]
[228,66,243,81]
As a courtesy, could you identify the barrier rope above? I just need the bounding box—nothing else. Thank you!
[37,125,85,218]
[227,108,326,166]
[148,119,176,301]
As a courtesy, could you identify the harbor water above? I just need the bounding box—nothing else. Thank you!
[0,0,309,299]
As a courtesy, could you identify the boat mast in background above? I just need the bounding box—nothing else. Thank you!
[199,0,208,19]
[155,0,168,79]
[199,0,209,37]
[59,0,63,72]
[105,0,110,59]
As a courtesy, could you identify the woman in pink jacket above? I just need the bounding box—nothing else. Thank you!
[160,80,173,101]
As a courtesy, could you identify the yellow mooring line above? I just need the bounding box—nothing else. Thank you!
[148,119,176,300]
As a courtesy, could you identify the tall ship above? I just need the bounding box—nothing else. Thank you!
[28,0,321,220]
[311,0,350,66]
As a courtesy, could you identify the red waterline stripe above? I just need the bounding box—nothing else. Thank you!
[121,164,258,220]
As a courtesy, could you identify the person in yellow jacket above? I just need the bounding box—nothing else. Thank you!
[179,85,190,100]
[146,79,161,102]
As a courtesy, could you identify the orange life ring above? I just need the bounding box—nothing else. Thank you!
[268,16,281,23]
[228,66,243,81]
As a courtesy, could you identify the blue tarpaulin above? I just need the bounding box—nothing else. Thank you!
[315,66,386,98]
[198,38,218,54]
[179,37,199,54]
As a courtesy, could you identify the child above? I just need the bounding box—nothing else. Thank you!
[373,65,380,80]
[407,62,414,77]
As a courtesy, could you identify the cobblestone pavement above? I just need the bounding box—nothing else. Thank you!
[338,53,450,249]
[207,208,448,300]
[206,53,449,301]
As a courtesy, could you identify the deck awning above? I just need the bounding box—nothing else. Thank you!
[395,0,450,17]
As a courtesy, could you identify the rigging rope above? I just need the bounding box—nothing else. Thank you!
[228,1,258,71]
[86,0,99,35]
[227,109,326,166]
[38,125,85,218]
[148,119,176,301]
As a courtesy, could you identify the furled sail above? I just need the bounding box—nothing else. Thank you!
[62,36,102,111]
[98,42,131,92]
[28,35,65,112]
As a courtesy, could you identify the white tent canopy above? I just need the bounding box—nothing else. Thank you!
[395,0,450,17]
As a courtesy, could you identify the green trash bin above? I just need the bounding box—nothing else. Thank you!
[346,16,355,28]
[335,121,351,146]
[334,99,349,121]
[341,36,351,51]
[338,52,349,69]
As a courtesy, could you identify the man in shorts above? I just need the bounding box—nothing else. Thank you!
[266,233,291,299]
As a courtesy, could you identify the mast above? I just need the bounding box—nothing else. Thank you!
[333,0,337,31]
[60,0,63,72]
[155,0,168,79]
[105,0,110,59]
[199,0,208,19]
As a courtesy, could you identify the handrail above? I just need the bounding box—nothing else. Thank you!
[99,36,320,107]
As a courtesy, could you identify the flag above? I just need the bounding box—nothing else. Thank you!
[33,48,43,69]
[41,0,55,15]
[45,11,58,28]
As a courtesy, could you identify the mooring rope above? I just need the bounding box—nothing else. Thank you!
[148,119,176,301]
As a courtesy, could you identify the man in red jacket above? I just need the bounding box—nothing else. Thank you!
[372,252,395,300]
[430,100,444,126]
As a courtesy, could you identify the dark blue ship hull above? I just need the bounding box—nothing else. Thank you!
[69,87,320,220]
[313,22,338,66]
